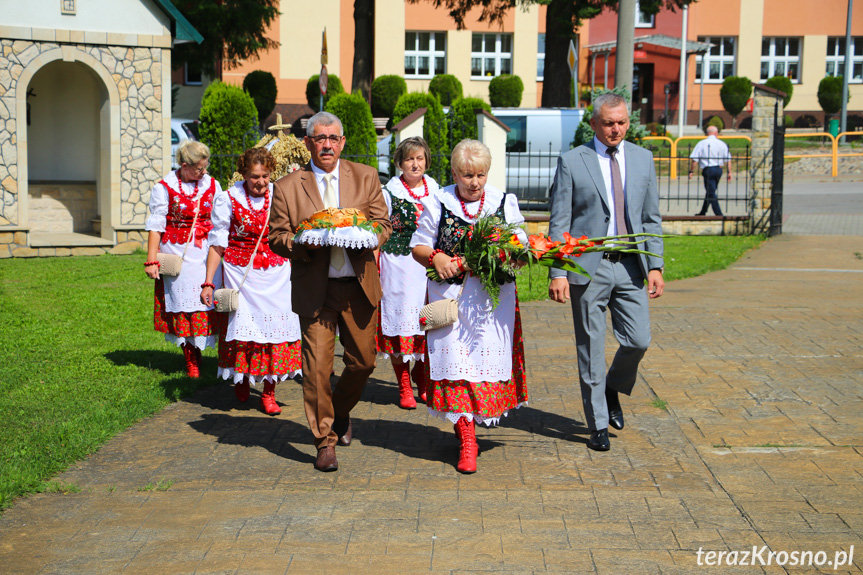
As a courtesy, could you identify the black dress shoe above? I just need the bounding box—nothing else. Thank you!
[605,388,624,430]
[608,408,625,431]
[333,416,352,446]
[314,446,339,471]
[587,429,610,451]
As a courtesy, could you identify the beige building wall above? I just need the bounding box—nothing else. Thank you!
[279,0,342,83]
[796,35,829,112]
[374,0,405,77]
[736,0,764,82]
[513,4,540,108]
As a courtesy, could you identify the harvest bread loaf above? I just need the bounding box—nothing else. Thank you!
[307,207,367,228]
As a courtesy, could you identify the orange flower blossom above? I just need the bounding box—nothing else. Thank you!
[527,234,559,258]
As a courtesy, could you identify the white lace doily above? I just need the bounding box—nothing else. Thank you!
[294,226,379,249]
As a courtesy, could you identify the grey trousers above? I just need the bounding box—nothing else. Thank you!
[569,256,651,431]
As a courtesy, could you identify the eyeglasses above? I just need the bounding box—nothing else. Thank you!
[187,163,208,175]
[309,134,343,144]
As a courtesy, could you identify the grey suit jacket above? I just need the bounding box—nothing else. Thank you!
[547,139,664,285]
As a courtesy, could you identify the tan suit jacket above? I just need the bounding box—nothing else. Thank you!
[269,161,392,318]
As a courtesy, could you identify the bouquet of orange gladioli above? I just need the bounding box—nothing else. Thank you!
[519,231,663,278]
[428,214,663,309]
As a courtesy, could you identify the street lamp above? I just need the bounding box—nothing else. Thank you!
[663,83,672,135]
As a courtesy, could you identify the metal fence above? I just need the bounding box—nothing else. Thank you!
[505,143,559,212]
[211,138,755,219]
[643,140,753,216]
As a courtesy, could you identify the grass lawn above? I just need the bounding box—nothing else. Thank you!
[1,233,765,511]
[0,255,215,511]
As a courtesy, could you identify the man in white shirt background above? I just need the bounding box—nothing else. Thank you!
[689,125,732,216]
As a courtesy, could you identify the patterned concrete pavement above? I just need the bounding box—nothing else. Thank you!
[782,181,863,236]
[1,235,862,574]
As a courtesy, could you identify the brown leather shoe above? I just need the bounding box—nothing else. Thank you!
[314,446,338,472]
[334,416,352,446]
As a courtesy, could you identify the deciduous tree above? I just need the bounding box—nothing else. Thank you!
[169,0,280,80]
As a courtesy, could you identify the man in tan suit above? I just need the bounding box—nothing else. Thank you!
[269,112,391,472]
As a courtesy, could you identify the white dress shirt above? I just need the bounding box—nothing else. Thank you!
[310,160,356,278]
[592,137,628,237]
[689,135,731,169]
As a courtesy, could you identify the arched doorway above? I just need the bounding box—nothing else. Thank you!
[26,60,105,242]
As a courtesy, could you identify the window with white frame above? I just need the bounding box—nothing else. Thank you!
[826,37,863,83]
[760,37,801,82]
[537,34,546,80]
[695,37,736,82]
[404,32,446,78]
[471,33,512,78]
[635,0,655,28]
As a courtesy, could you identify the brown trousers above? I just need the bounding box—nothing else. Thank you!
[300,278,378,449]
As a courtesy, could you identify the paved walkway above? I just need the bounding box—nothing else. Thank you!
[783,182,863,235]
[1,235,863,574]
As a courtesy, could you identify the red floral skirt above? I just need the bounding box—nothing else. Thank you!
[376,322,426,359]
[218,338,302,379]
[426,297,528,423]
[153,278,219,338]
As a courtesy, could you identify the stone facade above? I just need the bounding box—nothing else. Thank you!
[749,85,785,235]
[0,38,168,257]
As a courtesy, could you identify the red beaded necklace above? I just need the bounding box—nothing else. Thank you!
[243,182,270,216]
[458,189,485,219]
[176,170,199,199]
[400,175,429,201]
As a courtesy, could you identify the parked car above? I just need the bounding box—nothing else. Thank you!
[375,108,584,206]
[170,118,200,169]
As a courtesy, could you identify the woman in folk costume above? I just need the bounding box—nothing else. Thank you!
[409,139,529,474]
[145,141,220,378]
[200,148,302,416]
[377,137,440,409]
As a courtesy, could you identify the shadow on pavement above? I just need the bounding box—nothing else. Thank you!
[188,413,314,465]
[503,406,593,445]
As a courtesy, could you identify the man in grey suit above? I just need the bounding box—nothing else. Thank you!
[547,93,665,451]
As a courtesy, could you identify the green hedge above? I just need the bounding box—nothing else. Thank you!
[764,75,794,108]
[324,92,377,168]
[705,115,725,131]
[818,75,846,115]
[719,76,752,128]
[391,92,448,180]
[198,81,258,184]
[488,74,524,107]
[306,74,345,113]
[243,70,278,128]
[449,97,491,144]
[429,74,463,106]
[371,75,407,119]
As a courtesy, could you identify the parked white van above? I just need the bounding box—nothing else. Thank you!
[493,108,584,205]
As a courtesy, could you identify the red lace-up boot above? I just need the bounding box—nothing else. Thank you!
[453,417,478,474]
[234,376,250,402]
[393,359,416,409]
[183,344,200,378]
[260,380,281,415]
[411,361,428,403]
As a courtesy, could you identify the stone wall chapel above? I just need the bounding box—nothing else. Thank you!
[0,0,200,257]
